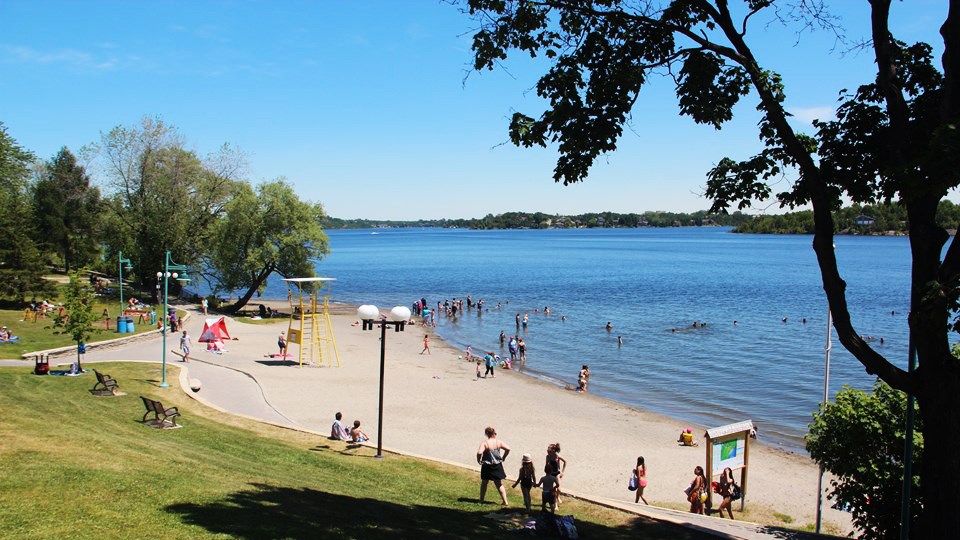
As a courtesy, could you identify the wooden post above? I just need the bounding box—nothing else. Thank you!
[741,432,750,511]
[705,433,713,509]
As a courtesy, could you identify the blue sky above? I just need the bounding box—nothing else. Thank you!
[0,1,950,220]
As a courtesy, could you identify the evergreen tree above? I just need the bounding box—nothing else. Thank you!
[0,122,54,301]
[33,148,102,272]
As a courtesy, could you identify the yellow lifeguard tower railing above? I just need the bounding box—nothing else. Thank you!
[283,277,340,368]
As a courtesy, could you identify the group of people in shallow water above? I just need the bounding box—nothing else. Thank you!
[476,427,568,512]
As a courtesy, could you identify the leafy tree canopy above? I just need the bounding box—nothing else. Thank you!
[807,380,923,540]
[205,179,329,313]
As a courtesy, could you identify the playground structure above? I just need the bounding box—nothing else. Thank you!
[283,277,340,368]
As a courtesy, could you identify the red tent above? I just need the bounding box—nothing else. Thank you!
[198,317,231,343]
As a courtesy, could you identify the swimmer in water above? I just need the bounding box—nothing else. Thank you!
[782,317,788,323]
[606,321,613,331]
[561,315,567,321]
[617,336,622,347]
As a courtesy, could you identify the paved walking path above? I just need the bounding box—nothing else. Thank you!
[1,306,843,540]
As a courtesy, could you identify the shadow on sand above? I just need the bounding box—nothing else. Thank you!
[165,483,714,540]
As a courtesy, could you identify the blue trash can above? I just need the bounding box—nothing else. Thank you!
[124,316,135,333]
[116,316,127,333]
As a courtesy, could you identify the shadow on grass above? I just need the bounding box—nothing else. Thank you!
[309,444,379,458]
[166,483,504,540]
[166,483,715,540]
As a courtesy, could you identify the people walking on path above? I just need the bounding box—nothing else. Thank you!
[201,298,208,315]
[278,331,286,357]
[633,456,648,504]
[687,466,707,514]
[421,334,431,355]
[477,426,510,506]
[180,330,191,363]
[716,466,736,519]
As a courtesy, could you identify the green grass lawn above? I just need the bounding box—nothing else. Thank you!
[0,304,187,360]
[0,363,710,540]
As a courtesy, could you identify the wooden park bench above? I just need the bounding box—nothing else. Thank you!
[90,369,120,396]
[140,396,181,429]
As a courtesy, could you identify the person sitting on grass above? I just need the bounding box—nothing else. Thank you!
[350,420,369,443]
[330,412,350,440]
[0,326,13,341]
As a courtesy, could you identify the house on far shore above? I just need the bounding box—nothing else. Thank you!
[855,214,875,227]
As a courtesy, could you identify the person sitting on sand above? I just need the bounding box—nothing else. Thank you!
[678,428,699,446]
[331,412,350,440]
[350,420,369,443]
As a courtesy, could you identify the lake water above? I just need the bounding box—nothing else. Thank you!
[258,227,911,452]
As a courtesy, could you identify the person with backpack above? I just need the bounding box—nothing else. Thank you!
[716,466,737,519]
[629,456,648,504]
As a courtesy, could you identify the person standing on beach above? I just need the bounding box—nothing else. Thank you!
[180,330,191,363]
[518,338,526,361]
[201,297,208,315]
[477,426,510,506]
[476,357,482,380]
[278,331,286,357]
[633,456,648,504]
[484,352,496,378]
[508,336,518,363]
[421,334,431,355]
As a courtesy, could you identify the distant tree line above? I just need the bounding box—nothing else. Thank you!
[733,202,960,234]
[324,210,752,230]
[0,117,328,312]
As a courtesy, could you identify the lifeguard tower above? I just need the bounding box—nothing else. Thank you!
[283,277,340,368]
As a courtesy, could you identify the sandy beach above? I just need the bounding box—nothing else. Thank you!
[80,302,852,533]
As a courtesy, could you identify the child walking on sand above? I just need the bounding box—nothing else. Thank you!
[420,334,430,355]
[476,357,482,380]
[512,454,537,511]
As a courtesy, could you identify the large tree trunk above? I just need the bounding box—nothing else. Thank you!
[220,263,274,314]
[917,365,960,537]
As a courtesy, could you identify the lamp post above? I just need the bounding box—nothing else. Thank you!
[357,304,411,459]
[118,251,133,316]
[156,251,191,388]
[816,242,836,534]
